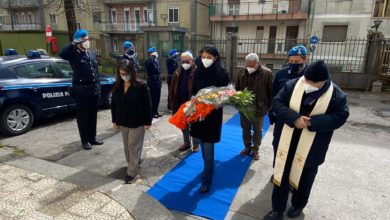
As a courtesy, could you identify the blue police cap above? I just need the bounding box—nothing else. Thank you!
[73,29,89,43]
[168,49,178,57]
[288,45,307,56]
[26,50,41,59]
[123,41,133,49]
[4,49,18,56]
[148,47,157,53]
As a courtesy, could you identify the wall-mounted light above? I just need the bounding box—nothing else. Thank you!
[371,19,382,32]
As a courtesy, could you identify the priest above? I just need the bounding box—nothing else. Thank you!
[264,60,350,220]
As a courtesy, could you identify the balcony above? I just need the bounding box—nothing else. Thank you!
[0,0,40,9]
[0,23,41,31]
[209,0,308,21]
[103,0,153,4]
[95,22,155,33]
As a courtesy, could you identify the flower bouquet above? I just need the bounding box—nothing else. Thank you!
[169,85,256,130]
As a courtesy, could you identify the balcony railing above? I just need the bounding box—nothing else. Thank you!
[0,0,40,8]
[95,22,155,33]
[0,23,41,31]
[209,0,308,21]
[103,0,152,4]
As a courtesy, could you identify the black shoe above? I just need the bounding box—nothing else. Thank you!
[153,115,160,119]
[90,139,104,145]
[200,186,210,194]
[287,206,302,218]
[156,113,163,117]
[264,210,283,220]
[82,142,92,150]
[124,175,134,184]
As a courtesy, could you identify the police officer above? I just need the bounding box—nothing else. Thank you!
[145,47,162,118]
[166,48,179,110]
[269,45,308,180]
[120,41,140,73]
[59,29,104,150]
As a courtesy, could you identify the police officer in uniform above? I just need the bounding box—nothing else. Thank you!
[269,45,308,179]
[166,48,179,110]
[120,41,140,73]
[59,29,104,150]
[145,47,162,118]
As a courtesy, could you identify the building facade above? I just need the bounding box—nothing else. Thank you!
[0,0,45,31]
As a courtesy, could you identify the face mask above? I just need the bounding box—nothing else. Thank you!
[121,74,130,81]
[81,40,90,50]
[182,63,191,70]
[151,52,158,59]
[303,82,319,93]
[202,58,214,68]
[289,63,302,74]
[246,67,257,74]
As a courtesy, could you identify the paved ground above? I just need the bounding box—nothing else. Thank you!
[1,83,390,220]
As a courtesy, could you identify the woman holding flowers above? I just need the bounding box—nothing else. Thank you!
[111,59,152,184]
[190,45,230,193]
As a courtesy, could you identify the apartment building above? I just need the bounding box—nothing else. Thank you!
[0,0,45,31]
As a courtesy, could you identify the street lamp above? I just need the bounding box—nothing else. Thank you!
[371,19,382,32]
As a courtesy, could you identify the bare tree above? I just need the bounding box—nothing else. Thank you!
[43,0,100,41]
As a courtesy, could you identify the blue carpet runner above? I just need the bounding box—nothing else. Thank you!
[147,113,271,219]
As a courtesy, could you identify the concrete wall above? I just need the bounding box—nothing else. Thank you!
[196,0,211,37]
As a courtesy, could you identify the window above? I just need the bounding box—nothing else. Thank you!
[144,9,148,22]
[322,25,348,42]
[124,8,130,31]
[226,26,238,33]
[373,0,390,17]
[113,38,119,52]
[21,13,25,24]
[111,9,117,24]
[13,62,55,79]
[74,0,80,9]
[28,13,34,24]
[93,12,101,23]
[55,62,73,78]
[168,6,179,23]
[256,26,264,43]
[49,13,56,24]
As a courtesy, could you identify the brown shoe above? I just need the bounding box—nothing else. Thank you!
[252,152,259,160]
[179,144,191,151]
[240,148,251,156]
[192,145,199,153]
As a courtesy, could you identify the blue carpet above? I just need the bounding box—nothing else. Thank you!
[147,113,271,220]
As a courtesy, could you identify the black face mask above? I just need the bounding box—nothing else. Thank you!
[289,63,303,73]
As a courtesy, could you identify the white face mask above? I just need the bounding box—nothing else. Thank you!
[246,67,257,74]
[82,40,90,49]
[151,52,158,59]
[202,58,214,68]
[303,82,319,93]
[182,63,191,70]
[121,75,130,81]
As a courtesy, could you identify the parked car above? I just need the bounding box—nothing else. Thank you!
[0,53,115,136]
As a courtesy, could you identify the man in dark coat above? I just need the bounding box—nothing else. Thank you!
[120,41,139,73]
[236,53,273,160]
[166,48,179,110]
[264,60,349,220]
[145,47,162,118]
[59,29,104,150]
[169,50,200,152]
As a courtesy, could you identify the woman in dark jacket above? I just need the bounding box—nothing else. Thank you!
[190,45,230,193]
[111,60,152,184]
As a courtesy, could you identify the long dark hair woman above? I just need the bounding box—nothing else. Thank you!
[111,59,152,184]
[190,45,230,193]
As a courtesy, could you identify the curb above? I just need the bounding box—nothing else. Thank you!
[4,155,176,220]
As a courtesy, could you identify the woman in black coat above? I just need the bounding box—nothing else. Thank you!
[111,60,152,184]
[190,45,230,193]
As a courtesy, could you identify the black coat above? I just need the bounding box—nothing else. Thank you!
[190,62,230,143]
[59,43,99,86]
[272,79,349,167]
[111,83,152,128]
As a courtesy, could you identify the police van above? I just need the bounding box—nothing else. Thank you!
[0,51,115,136]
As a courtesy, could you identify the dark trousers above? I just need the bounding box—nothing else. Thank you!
[240,113,265,152]
[148,80,162,115]
[73,87,99,143]
[200,141,215,188]
[272,160,318,212]
[167,75,172,110]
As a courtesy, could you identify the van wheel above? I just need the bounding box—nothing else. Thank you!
[0,104,34,136]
